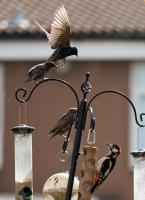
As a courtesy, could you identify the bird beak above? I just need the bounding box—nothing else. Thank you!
[105,141,112,149]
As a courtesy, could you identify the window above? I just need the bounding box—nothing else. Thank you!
[129,62,145,152]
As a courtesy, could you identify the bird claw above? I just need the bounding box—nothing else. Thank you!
[79,151,84,155]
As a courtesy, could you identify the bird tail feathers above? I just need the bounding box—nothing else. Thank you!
[25,76,31,83]
[90,183,99,194]
[48,134,54,142]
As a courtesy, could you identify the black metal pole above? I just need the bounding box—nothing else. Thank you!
[65,72,91,200]
[65,98,87,200]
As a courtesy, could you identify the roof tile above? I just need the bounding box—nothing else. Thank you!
[0,0,145,38]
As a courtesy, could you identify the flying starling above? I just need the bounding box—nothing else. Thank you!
[48,108,77,141]
[26,5,78,83]
[35,5,78,65]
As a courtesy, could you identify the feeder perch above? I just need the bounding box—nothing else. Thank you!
[42,172,79,200]
[11,124,35,200]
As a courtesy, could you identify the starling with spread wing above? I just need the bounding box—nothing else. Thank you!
[26,5,78,83]
[35,5,78,65]
[48,108,77,141]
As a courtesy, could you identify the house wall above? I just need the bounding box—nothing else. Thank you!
[0,60,132,200]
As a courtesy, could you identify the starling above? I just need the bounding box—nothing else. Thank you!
[48,108,77,141]
[35,5,78,66]
[25,61,58,83]
[26,5,78,83]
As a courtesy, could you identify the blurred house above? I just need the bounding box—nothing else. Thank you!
[0,0,145,199]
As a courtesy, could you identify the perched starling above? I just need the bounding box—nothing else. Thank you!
[25,61,58,83]
[35,5,78,67]
[48,108,77,141]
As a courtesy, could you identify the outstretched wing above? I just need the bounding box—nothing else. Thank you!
[34,5,70,49]
[34,20,50,40]
[49,5,71,49]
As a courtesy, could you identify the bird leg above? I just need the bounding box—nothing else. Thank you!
[62,128,71,153]
[34,80,39,85]
[62,134,67,138]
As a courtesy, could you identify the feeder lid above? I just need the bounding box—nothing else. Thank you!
[11,124,35,134]
[131,148,145,158]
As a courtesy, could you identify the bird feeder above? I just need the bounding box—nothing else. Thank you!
[42,172,79,200]
[130,126,145,200]
[131,149,145,200]
[11,124,35,200]
[78,129,97,200]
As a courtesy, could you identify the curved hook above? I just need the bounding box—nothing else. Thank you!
[87,90,145,127]
[15,78,80,109]
[140,113,145,122]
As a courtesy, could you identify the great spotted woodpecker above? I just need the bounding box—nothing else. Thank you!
[90,142,121,193]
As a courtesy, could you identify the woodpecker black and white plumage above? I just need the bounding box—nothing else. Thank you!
[90,142,121,194]
[35,5,78,66]
[48,108,77,141]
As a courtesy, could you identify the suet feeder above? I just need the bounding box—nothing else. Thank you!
[78,129,97,200]
[42,172,79,200]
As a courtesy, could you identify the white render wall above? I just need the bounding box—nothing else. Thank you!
[0,40,145,61]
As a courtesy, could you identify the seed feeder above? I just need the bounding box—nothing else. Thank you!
[11,124,35,200]
[131,124,145,200]
[42,172,79,200]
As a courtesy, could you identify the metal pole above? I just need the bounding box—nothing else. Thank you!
[65,99,87,200]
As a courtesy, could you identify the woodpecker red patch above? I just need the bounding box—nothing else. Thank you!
[94,172,99,184]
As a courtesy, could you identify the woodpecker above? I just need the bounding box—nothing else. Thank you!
[48,108,77,141]
[90,142,121,194]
